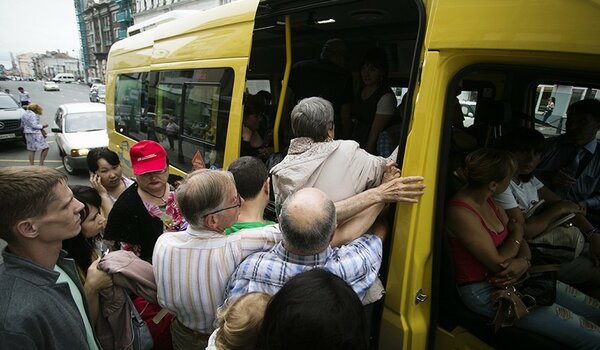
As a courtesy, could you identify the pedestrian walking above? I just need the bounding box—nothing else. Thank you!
[21,103,49,165]
[17,86,30,107]
[542,96,556,122]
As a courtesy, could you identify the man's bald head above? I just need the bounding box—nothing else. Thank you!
[279,188,336,254]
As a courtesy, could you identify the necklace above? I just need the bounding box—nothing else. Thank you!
[140,185,168,205]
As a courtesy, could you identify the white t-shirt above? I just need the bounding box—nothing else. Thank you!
[375,92,397,116]
[494,176,545,211]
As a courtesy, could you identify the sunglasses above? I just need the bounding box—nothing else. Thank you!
[204,193,242,216]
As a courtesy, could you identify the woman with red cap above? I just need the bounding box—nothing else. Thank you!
[103,140,186,262]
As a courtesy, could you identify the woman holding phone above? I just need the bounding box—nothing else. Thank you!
[87,147,135,216]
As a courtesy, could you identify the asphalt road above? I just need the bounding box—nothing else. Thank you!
[0,80,98,187]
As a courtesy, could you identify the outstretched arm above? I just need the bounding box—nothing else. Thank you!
[335,175,425,223]
[331,176,425,246]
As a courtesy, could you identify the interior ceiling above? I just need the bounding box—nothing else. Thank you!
[249,0,419,76]
[255,0,418,41]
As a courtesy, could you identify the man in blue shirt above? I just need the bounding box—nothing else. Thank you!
[537,99,600,224]
[536,99,600,265]
[224,187,386,303]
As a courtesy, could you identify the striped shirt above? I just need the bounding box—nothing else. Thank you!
[152,224,281,334]
[224,234,382,302]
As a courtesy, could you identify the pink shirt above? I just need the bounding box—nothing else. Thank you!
[448,198,508,284]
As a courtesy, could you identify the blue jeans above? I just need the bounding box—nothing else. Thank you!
[458,281,600,349]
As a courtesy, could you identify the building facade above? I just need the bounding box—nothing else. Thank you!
[32,51,81,80]
[16,53,37,79]
[75,0,230,80]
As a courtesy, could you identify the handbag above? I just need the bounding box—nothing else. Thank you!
[490,256,560,331]
[527,222,584,262]
[126,295,154,350]
[490,285,532,332]
[515,258,560,307]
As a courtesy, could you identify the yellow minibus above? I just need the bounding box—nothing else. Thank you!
[106,0,600,348]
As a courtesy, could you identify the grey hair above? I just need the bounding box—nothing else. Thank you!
[279,190,336,253]
[290,97,334,142]
[176,169,235,228]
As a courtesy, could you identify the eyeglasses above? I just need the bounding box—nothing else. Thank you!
[204,193,242,216]
[139,167,168,177]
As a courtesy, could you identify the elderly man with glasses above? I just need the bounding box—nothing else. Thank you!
[152,169,282,350]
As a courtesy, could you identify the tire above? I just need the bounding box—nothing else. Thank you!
[62,155,76,174]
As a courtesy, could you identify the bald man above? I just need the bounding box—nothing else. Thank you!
[224,187,386,302]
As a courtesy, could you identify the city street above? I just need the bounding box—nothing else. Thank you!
[0,80,98,186]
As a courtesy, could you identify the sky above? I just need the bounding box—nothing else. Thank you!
[0,0,80,68]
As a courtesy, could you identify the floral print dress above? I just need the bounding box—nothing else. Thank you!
[120,191,187,257]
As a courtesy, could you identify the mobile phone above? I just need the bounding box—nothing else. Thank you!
[100,242,109,258]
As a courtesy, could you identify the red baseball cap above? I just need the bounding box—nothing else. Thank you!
[130,140,168,175]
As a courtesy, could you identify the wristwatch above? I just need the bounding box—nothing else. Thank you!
[584,228,600,241]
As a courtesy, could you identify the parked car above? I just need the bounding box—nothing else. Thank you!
[51,103,108,174]
[89,84,106,103]
[0,92,25,144]
[43,81,60,91]
[88,77,103,86]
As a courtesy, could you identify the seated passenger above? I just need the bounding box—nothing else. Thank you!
[225,156,275,234]
[352,48,397,154]
[494,127,600,295]
[206,292,271,350]
[536,99,600,230]
[446,148,600,349]
[152,169,281,349]
[224,188,385,304]
[271,97,425,246]
[255,268,367,350]
[87,147,135,216]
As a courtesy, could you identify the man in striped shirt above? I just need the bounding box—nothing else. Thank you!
[224,187,386,303]
[152,169,282,350]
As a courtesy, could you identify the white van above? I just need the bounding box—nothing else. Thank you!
[52,73,75,83]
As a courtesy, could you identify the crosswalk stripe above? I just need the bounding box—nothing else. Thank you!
[0,159,62,163]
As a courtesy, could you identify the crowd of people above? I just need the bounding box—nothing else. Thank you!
[1,39,600,350]
[0,92,425,349]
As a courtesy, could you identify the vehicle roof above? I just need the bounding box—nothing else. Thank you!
[108,0,259,69]
[59,103,106,115]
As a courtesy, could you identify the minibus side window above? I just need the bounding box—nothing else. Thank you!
[115,68,234,172]
[533,83,600,138]
[114,73,144,138]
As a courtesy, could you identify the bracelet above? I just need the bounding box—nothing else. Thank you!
[584,228,600,240]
